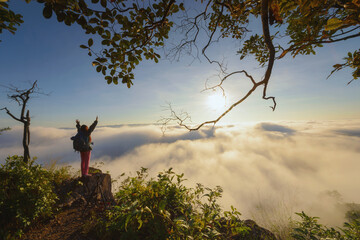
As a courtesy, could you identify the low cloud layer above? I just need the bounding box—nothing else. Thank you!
[1,120,360,227]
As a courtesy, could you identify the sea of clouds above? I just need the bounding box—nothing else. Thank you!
[1,119,360,228]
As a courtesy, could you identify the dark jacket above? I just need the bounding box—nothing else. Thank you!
[76,120,98,151]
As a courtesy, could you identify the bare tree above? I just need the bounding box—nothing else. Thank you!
[1,80,43,163]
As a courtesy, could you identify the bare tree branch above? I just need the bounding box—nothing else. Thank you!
[158,103,192,135]
[259,0,276,111]
[166,1,212,62]
[1,107,22,122]
[163,0,277,131]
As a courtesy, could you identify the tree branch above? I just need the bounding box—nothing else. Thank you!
[1,80,43,124]
[163,0,277,131]
[161,70,261,131]
[260,0,276,111]
[279,31,360,59]
[0,107,23,123]
[166,1,212,61]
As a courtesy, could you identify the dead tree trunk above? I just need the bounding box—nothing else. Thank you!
[1,81,40,163]
[23,110,31,162]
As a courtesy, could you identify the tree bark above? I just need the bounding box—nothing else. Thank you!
[23,110,30,163]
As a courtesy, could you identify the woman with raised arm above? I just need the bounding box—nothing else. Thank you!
[75,116,98,177]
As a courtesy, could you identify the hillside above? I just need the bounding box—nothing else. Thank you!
[2,156,359,240]
[22,207,92,240]
[21,170,277,240]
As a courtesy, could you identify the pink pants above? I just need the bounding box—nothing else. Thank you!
[80,151,91,176]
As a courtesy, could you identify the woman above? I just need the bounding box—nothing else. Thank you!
[76,116,98,176]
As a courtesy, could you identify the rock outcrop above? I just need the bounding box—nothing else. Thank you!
[233,219,277,240]
[217,218,277,240]
[56,168,114,208]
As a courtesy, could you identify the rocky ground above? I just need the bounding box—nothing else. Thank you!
[22,170,113,240]
[22,206,94,240]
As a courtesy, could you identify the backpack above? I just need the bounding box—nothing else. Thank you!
[71,132,90,152]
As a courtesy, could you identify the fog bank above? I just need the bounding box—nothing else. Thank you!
[1,120,359,226]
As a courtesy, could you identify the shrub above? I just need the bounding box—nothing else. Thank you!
[345,203,360,223]
[291,211,360,240]
[92,168,249,240]
[0,155,58,239]
[47,163,74,187]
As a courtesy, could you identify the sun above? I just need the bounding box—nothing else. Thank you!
[207,91,227,112]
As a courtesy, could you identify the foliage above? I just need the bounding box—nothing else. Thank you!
[0,0,24,39]
[48,164,74,187]
[345,202,360,223]
[91,167,250,239]
[0,155,69,239]
[329,49,360,83]
[291,211,360,240]
[237,0,360,80]
[34,0,183,88]
[276,0,360,81]
[0,127,10,135]
[4,0,358,86]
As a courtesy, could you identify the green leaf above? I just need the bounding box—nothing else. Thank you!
[77,16,87,26]
[159,200,166,210]
[325,18,343,31]
[64,17,71,26]
[99,58,107,63]
[80,45,88,49]
[105,76,112,84]
[126,79,133,88]
[89,18,98,24]
[137,218,143,229]
[78,0,87,10]
[88,38,93,47]
[125,214,131,230]
[100,0,107,8]
[43,6,52,19]
[56,12,65,22]
[102,66,106,75]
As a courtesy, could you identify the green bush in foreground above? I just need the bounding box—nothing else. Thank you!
[92,168,250,240]
[291,211,360,240]
[0,155,66,239]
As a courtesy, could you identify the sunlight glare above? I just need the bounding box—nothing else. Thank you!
[207,91,227,112]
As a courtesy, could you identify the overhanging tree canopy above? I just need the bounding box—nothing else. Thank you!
[2,0,360,129]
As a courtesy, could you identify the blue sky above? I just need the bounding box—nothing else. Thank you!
[1,0,359,128]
